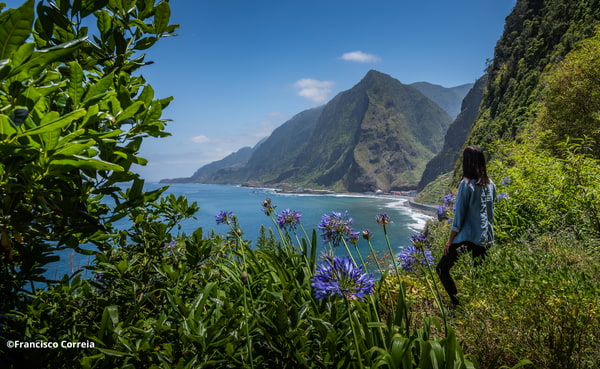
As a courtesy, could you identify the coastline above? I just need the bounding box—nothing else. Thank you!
[262,186,438,217]
[252,185,437,230]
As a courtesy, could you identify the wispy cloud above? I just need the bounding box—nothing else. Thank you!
[340,51,381,63]
[294,78,334,103]
[190,135,211,143]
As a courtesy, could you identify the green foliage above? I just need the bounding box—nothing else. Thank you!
[455,234,600,369]
[0,0,178,358]
[536,26,600,157]
[419,139,600,368]
[2,189,486,368]
[489,139,600,242]
[469,0,600,149]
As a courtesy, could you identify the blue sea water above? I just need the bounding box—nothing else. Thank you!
[47,183,432,279]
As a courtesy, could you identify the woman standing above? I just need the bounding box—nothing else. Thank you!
[436,145,496,306]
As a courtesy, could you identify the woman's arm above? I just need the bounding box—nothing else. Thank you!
[445,230,458,255]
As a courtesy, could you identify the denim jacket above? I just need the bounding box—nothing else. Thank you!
[451,178,496,247]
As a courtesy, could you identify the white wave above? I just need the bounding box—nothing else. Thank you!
[382,199,433,232]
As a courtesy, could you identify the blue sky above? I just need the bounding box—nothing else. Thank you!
[7,0,517,181]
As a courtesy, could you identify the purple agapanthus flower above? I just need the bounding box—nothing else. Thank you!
[93,273,104,283]
[164,240,177,249]
[262,198,277,216]
[311,256,376,301]
[444,193,456,206]
[215,211,233,225]
[276,209,302,230]
[361,229,373,240]
[497,192,510,201]
[375,213,390,226]
[318,211,355,247]
[410,233,429,250]
[437,205,446,220]
[501,178,511,186]
[438,193,457,222]
[397,244,434,272]
[347,230,360,244]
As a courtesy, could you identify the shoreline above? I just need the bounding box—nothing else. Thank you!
[242,184,438,228]
[266,187,439,218]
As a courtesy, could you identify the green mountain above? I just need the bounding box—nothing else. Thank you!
[417,76,486,191]
[284,70,452,192]
[160,146,256,184]
[410,81,473,119]
[416,0,600,204]
[468,0,600,149]
[171,70,454,192]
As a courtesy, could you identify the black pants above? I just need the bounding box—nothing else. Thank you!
[436,241,488,306]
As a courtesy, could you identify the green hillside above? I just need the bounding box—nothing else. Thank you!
[416,0,600,366]
[469,0,600,149]
[189,70,454,192]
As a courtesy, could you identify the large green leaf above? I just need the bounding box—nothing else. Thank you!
[51,139,95,157]
[78,0,109,18]
[153,1,170,34]
[16,109,86,138]
[0,114,17,138]
[9,42,34,67]
[0,0,34,59]
[138,85,154,106]
[67,61,84,107]
[49,156,124,172]
[116,101,144,123]
[95,9,112,40]
[9,37,86,78]
[83,72,114,104]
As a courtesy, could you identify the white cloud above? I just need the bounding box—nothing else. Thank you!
[190,135,211,143]
[340,51,381,63]
[294,78,334,103]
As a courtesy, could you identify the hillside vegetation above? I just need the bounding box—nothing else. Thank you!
[416,0,600,366]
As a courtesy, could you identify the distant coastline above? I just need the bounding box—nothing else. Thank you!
[240,182,438,218]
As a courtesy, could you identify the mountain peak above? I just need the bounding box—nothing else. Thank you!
[359,69,396,85]
[162,70,469,192]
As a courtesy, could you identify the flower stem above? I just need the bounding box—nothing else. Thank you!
[345,298,365,369]
[382,224,410,336]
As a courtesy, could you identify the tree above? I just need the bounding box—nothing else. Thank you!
[0,0,178,311]
[537,26,600,157]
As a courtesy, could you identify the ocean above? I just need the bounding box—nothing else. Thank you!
[46,183,433,279]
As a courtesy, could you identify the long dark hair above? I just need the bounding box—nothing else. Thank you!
[462,145,490,185]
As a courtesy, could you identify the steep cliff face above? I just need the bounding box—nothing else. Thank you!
[417,75,486,191]
[468,0,600,148]
[410,82,474,119]
[255,70,453,192]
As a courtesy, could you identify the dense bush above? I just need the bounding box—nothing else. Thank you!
[0,0,177,335]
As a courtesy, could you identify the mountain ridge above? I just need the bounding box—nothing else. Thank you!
[162,70,470,191]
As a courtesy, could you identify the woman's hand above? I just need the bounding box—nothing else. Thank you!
[445,230,458,255]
